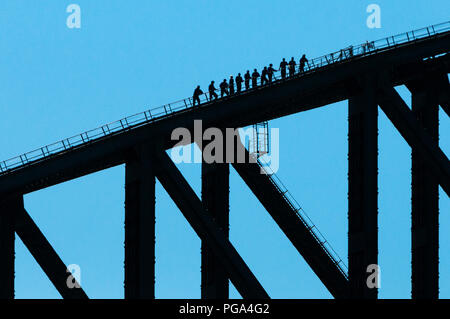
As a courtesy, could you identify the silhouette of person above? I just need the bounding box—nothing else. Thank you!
[299,54,308,73]
[363,41,374,53]
[280,58,288,80]
[229,76,235,95]
[288,57,296,77]
[362,41,373,53]
[244,70,251,90]
[348,45,354,57]
[193,85,203,106]
[268,64,277,83]
[261,67,268,86]
[251,69,260,88]
[209,81,218,101]
[220,79,229,98]
[235,73,243,93]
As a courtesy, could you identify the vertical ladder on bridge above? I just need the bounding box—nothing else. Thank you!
[249,121,269,157]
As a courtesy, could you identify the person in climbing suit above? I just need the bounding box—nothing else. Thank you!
[244,70,251,90]
[220,79,229,98]
[280,58,288,80]
[235,73,243,93]
[192,85,203,106]
[299,54,308,73]
[268,63,277,83]
[261,66,269,86]
[229,76,235,95]
[288,57,296,77]
[209,81,218,101]
[251,69,260,88]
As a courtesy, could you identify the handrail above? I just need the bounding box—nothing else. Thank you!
[1,21,449,176]
[256,156,349,279]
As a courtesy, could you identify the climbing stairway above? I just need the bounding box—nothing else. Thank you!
[256,157,348,278]
[232,150,349,298]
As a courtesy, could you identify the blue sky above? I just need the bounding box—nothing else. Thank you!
[0,1,449,299]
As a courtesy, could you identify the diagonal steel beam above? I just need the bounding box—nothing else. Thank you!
[153,150,269,299]
[15,207,88,299]
[231,147,349,299]
[442,101,450,118]
[437,74,450,117]
[377,85,450,197]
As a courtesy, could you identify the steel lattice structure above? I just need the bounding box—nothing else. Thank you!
[0,21,449,299]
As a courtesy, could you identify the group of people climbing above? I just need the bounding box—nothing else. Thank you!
[192,54,309,106]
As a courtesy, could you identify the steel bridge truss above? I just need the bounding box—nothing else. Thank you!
[0,22,449,299]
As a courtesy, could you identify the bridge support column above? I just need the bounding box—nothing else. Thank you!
[0,198,19,299]
[124,145,155,299]
[411,81,439,299]
[201,161,230,299]
[348,81,378,299]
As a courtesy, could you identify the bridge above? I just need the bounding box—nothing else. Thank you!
[0,21,449,299]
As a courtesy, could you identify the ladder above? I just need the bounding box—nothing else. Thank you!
[249,121,269,157]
